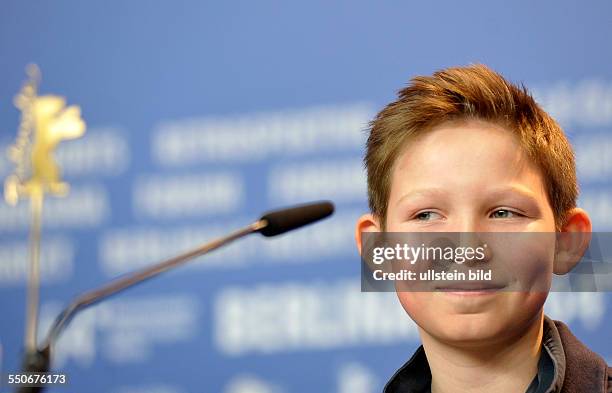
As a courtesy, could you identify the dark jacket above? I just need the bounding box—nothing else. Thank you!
[383,316,611,393]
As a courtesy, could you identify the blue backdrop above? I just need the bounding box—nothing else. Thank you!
[1,1,611,392]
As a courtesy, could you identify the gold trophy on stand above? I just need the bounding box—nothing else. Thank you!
[4,64,86,392]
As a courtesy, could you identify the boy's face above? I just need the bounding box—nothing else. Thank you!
[370,119,558,345]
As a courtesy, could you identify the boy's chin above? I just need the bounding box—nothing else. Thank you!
[397,291,547,346]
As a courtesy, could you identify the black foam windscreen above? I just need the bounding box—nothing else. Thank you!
[258,201,335,237]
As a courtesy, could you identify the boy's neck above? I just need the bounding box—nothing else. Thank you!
[421,311,544,393]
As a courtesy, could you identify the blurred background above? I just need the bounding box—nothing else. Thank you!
[1,1,611,392]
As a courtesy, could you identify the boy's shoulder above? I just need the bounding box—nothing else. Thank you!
[383,316,610,393]
[549,317,611,393]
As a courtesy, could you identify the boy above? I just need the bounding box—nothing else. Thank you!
[355,65,611,393]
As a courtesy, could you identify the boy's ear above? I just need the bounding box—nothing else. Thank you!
[554,208,592,275]
[355,213,382,255]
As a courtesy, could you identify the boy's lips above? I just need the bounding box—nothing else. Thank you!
[436,285,506,298]
[435,282,507,292]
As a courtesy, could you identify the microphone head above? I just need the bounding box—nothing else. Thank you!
[258,201,335,237]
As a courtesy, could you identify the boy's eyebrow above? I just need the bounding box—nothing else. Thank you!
[395,188,448,207]
[395,185,541,207]
[485,185,540,202]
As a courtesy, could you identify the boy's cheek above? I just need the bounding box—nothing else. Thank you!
[484,232,557,291]
[395,292,434,328]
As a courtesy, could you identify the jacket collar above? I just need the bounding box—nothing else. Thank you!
[542,316,565,393]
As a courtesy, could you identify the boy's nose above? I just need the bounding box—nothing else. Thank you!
[450,215,484,233]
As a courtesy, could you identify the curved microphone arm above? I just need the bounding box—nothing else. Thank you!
[17,200,334,393]
[40,219,267,355]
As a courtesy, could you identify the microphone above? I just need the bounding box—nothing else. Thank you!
[17,200,334,393]
[259,200,334,237]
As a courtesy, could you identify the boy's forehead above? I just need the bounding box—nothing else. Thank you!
[391,120,547,198]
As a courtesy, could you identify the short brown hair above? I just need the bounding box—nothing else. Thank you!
[365,64,577,230]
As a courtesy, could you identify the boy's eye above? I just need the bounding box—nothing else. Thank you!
[490,209,520,219]
[414,211,442,221]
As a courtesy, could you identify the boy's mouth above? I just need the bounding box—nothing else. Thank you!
[435,282,506,292]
